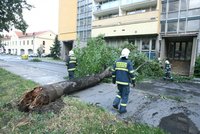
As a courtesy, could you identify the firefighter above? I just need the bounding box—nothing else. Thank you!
[112,48,135,114]
[163,60,173,80]
[66,50,77,80]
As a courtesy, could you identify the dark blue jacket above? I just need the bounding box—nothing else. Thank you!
[66,56,77,71]
[112,57,135,85]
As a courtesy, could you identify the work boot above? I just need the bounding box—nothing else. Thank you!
[119,109,127,114]
[113,105,118,110]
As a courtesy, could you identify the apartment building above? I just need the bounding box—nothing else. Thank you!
[92,0,161,59]
[58,0,199,75]
[58,0,92,60]
[1,30,56,55]
[160,0,200,75]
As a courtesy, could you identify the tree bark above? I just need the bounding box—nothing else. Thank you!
[18,68,112,112]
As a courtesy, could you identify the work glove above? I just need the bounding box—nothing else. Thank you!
[132,80,136,87]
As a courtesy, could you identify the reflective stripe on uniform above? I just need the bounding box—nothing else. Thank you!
[68,68,76,71]
[129,70,134,73]
[131,77,135,80]
[115,68,128,71]
[70,57,76,60]
[116,81,129,85]
[112,75,116,77]
[116,95,121,98]
[120,103,127,106]
[69,61,76,63]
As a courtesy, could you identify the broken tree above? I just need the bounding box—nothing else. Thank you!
[18,68,112,112]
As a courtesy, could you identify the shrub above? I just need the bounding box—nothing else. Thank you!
[122,42,163,80]
[74,35,119,77]
[30,58,42,62]
[74,36,163,80]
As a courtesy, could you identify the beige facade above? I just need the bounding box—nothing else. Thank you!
[2,31,56,55]
[92,0,161,59]
[92,11,160,37]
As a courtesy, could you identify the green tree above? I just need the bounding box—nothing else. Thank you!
[0,35,5,53]
[0,0,32,33]
[74,35,163,80]
[37,46,43,57]
[50,35,61,59]
[74,35,119,77]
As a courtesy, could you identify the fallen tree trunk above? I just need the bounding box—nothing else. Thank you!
[18,68,112,112]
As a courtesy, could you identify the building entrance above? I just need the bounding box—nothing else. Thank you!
[166,37,193,75]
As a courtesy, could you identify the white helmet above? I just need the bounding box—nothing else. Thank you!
[165,60,169,64]
[120,48,130,59]
[69,50,74,56]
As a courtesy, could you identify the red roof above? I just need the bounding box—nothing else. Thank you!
[15,31,48,38]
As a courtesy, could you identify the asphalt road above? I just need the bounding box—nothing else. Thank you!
[0,55,67,85]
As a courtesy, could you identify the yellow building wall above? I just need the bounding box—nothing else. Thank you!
[58,0,77,41]
[92,11,160,37]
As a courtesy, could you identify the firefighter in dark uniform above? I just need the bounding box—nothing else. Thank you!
[163,60,173,80]
[112,48,135,114]
[66,50,77,80]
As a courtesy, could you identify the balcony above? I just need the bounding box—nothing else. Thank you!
[121,0,157,11]
[93,1,119,17]
[92,11,160,37]
[94,0,107,2]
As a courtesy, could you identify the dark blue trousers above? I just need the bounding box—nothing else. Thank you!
[113,84,130,113]
[68,71,74,80]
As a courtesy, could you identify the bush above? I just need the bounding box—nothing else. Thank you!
[194,56,200,77]
[74,35,119,77]
[74,36,163,80]
[122,42,163,81]
[30,58,42,62]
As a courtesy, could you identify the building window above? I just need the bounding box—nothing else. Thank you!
[179,20,186,32]
[27,40,29,45]
[187,19,200,32]
[141,39,156,59]
[142,39,149,50]
[167,21,177,32]
[189,0,200,9]
[161,22,165,33]
[168,12,178,19]
[181,0,187,10]
[162,3,166,12]
[152,39,156,50]
[167,41,192,61]
[188,8,200,17]
[168,1,179,12]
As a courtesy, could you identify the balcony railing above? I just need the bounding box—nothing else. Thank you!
[121,0,156,6]
[92,10,159,28]
[120,0,157,11]
[93,1,119,12]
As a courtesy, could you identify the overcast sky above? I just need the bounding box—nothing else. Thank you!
[23,0,59,34]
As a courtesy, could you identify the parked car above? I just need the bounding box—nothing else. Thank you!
[41,53,47,57]
[21,54,29,60]
[29,53,38,57]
